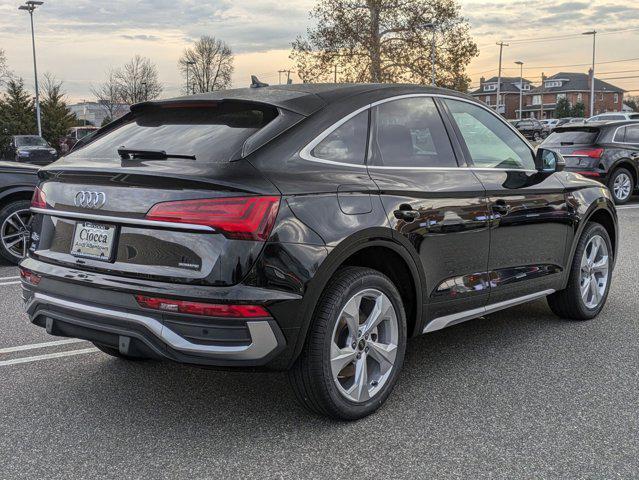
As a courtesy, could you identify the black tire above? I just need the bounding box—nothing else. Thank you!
[92,342,146,361]
[547,222,613,320]
[607,167,634,205]
[0,199,32,264]
[289,266,407,420]
[533,131,541,142]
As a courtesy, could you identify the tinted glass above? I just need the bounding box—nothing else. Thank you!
[544,129,599,145]
[630,114,639,119]
[373,97,456,168]
[444,99,535,170]
[312,110,368,165]
[626,125,639,143]
[15,136,47,147]
[69,103,277,164]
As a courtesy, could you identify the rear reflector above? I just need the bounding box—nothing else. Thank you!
[145,196,280,241]
[572,148,604,159]
[31,187,47,209]
[576,171,601,177]
[19,267,42,285]
[135,295,271,318]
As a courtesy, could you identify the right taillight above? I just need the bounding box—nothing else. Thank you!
[145,196,280,241]
[572,148,604,159]
[31,186,47,209]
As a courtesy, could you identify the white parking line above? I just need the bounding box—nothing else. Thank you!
[0,338,87,355]
[0,281,21,286]
[0,347,99,367]
[0,276,20,281]
[617,205,639,210]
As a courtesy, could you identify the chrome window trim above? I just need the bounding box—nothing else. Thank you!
[299,93,537,172]
[30,207,215,232]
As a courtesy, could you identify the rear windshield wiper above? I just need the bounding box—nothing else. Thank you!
[118,147,196,160]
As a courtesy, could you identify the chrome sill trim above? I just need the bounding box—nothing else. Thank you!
[30,207,215,232]
[423,289,555,334]
[29,292,278,360]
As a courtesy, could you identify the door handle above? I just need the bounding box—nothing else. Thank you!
[492,200,510,215]
[393,206,420,222]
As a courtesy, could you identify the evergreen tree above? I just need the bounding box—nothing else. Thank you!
[0,78,36,151]
[555,97,572,118]
[40,74,76,150]
[571,101,586,118]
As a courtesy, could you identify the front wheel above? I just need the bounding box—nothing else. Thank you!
[547,222,613,320]
[289,267,407,420]
[0,199,33,264]
[608,168,634,204]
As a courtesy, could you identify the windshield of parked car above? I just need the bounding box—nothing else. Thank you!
[15,136,48,147]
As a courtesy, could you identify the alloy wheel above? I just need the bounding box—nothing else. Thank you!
[613,172,632,201]
[1,208,32,260]
[579,234,609,309]
[330,288,398,403]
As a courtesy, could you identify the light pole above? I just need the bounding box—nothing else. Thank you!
[141,82,148,102]
[422,22,436,86]
[18,1,44,137]
[583,30,597,117]
[515,61,524,120]
[185,60,195,94]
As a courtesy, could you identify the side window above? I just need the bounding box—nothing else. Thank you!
[626,125,639,144]
[311,110,368,165]
[372,97,457,168]
[614,127,626,143]
[444,99,536,170]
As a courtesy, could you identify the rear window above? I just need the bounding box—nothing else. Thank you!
[544,128,599,145]
[68,103,278,163]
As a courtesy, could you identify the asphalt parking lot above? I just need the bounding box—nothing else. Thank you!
[1,204,638,480]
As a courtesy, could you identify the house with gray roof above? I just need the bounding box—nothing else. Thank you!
[470,76,533,119]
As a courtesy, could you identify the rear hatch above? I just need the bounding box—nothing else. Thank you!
[31,101,286,287]
[541,126,602,169]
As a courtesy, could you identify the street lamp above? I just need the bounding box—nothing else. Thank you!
[515,61,524,120]
[18,1,44,137]
[185,60,195,95]
[141,82,147,102]
[422,22,436,86]
[583,30,597,117]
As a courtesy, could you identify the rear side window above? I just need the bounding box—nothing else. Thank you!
[311,110,368,165]
[68,103,278,163]
[444,99,535,170]
[625,125,639,143]
[545,129,599,145]
[372,97,457,168]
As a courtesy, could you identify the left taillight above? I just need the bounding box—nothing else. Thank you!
[31,186,46,209]
[19,267,41,285]
[135,295,271,318]
[145,196,280,241]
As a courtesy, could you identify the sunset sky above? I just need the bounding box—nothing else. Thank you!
[1,0,638,103]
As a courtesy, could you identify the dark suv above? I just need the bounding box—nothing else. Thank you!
[541,120,639,204]
[512,118,545,141]
[2,135,59,165]
[21,84,618,420]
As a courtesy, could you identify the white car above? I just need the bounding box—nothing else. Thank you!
[586,112,639,123]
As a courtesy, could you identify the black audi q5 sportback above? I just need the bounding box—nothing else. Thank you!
[21,84,618,420]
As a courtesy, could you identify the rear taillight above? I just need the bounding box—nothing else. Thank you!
[135,295,270,318]
[572,148,604,159]
[31,187,46,209]
[19,267,41,285]
[145,196,280,241]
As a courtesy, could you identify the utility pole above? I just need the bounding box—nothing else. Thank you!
[583,30,597,117]
[334,65,338,83]
[540,72,545,120]
[496,41,509,116]
[19,1,44,137]
[515,61,524,120]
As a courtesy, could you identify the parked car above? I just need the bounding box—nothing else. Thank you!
[59,126,99,154]
[540,119,560,134]
[1,135,58,165]
[512,118,545,141]
[541,120,639,204]
[556,117,585,127]
[587,112,639,123]
[0,162,38,263]
[21,84,618,420]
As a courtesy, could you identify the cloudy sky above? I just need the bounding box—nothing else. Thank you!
[1,0,638,103]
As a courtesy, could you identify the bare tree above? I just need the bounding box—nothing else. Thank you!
[0,49,12,87]
[291,0,478,91]
[113,55,163,104]
[91,70,127,124]
[178,36,234,94]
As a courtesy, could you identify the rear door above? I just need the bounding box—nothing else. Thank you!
[31,102,283,287]
[368,96,490,327]
[441,98,571,304]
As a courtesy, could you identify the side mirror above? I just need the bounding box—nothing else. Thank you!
[536,148,565,173]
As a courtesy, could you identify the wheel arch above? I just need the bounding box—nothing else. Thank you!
[288,227,426,367]
[0,187,35,208]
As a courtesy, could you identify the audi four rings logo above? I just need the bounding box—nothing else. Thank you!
[74,191,107,209]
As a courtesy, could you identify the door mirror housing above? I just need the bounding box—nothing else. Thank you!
[535,148,565,173]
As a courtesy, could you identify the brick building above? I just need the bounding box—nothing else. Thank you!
[470,76,533,119]
[520,72,624,119]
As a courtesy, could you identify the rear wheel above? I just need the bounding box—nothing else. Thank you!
[0,199,33,264]
[289,267,407,420]
[608,168,634,204]
[547,223,613,320]
[533,131,542,141]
